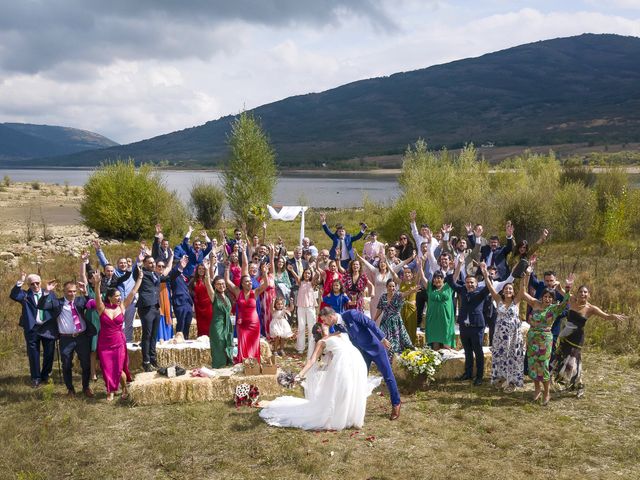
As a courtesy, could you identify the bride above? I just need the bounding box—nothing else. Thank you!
[259,325,381,430]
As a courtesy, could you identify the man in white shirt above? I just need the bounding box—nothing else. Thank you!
[38,280,96,397]
[363,231,384,266]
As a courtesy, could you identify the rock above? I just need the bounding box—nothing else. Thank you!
[0,251,15,260]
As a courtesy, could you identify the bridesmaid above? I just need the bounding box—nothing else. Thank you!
[258,246,277,340]
[224,255,268,364]
[90,269,143,401]
[203,257,234,368]
[373,278,416,361]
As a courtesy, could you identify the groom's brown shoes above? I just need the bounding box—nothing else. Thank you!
[390,403,401,421]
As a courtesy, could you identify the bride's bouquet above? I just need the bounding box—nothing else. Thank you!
[397,347,442,382]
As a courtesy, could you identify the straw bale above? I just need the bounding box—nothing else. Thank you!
[129,370,283,406]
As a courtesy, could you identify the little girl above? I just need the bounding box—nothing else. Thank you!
[289,265,318,359]
[322,279,350,315]
[270,297,293,356]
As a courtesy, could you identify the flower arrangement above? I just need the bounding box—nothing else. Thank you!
[397,347,442,382]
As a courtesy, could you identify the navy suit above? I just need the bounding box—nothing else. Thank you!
[322,224,365,270]
[338,310,400,406]
[133,265,170,366]
[152,236,172,264]
[37,293,96,392]
[446,275,491,379]
[169,267,193,339]
[10,285,57,383]
[469,237,514,281]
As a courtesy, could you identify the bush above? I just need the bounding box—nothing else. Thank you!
[551,182,597,241]
[31,181,40,190]
[80,159,189,239]
[2,175,10,187]
[503,190,551,243]
[190,181,225,230]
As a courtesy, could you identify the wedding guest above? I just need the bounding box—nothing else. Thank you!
[38,280,97,397]
[342,259,371,313]
[374,278,416,361]
[203,258,234,368]
[274,256,292,304]
[416,260,456,351]
[480,262,525,392]
[520,267,573,405]
[552,284,627,398]
[224,257,268,364]
[190,263,213,337]
[288,266,319,358]
[90,269,143,401]
[320,212,367,270]
[94,239,136,342]
[168,255,193,339]
[10,272,56,388]
[468,221,515,281]
[155,255,175,341]
[152,224,172,264]
[446,253,492,386]
[269,297,294,357]
[180,225,213,277]
[363,231,384,265]
[357,251,410,322]
[301,236,318,257]
[322,279,350,315]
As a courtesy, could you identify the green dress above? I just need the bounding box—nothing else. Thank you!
[400,282,418,344]
[425,283,456,348]
[210,293,233,368]
[527,295,569,382]
[87,285,101,352]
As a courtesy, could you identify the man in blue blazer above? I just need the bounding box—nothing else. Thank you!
[320,213,367,270]
[320,307,401,420]
[169,256,194,339]
[180,225,213,277]
[10,272,57,388]
[37,280,97,397]
[446,256,492,385]
[468,221,515,281]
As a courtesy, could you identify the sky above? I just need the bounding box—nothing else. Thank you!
[0,0,639,144]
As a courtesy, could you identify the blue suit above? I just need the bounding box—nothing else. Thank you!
[322,224,365,269]
[169,267,194,339]
[10,285,57,383]
[337,310,400,406]
[180,237,213,277]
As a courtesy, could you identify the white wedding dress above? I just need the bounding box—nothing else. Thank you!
[259,333,382,430]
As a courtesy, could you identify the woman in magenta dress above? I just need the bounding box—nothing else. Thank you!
[258,247,277,340]
[90,269,143,401]
[225,257,268,364]
[190,263,213,337]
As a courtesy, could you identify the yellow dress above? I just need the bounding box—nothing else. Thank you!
[400,281,418,344]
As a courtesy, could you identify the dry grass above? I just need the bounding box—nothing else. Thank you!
[1,346,639,480]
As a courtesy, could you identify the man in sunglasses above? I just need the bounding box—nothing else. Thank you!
[10,272,57,388]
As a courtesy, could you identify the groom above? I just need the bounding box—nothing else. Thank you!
[319,307,401,420]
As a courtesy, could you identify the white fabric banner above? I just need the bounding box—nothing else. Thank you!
[267,205,308,245]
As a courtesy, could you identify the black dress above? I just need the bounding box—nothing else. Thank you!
[551,309,588,389]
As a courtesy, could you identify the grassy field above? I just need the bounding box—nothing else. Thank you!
[1,207,640,479]
[1,347,639,480]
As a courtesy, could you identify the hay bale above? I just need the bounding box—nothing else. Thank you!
[129,370,284,406]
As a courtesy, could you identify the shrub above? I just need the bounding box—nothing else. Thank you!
[502,190,551,243]
[31,181,40,190]
[551,182,597,241]
[2,175,10,187]
[190,181,225,230]
[80,159,189,239]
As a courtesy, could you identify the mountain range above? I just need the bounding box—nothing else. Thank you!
[2,33,640,168]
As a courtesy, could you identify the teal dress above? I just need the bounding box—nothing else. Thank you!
[210,293,234,368]
[425,283,456,348]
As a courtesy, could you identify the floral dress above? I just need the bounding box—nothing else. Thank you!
[377,292,414,362]
[527,295,569,382]
[342,272,368,312]
[491,301,524,387]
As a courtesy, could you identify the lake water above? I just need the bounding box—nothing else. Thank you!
[0,169,400,208]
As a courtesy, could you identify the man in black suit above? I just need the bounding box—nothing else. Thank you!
[38,280,97,397]
[446,254,491,385]
[10,272,57,388]
[133,254,172,371]
[468,221,514,281]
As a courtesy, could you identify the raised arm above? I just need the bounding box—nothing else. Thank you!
[162,249,174,276]
[80,250,89,286]
[519,267,540,308]
[93,239,109,267]
[286,263,301,285]
[479,262,501,304]
[224,262,240,298]
[356,251,376,276]
[203,258,215,303]
[91,271,105,314]
[240,242,249,277]
[123,263,143,309]
[587,303,628,322]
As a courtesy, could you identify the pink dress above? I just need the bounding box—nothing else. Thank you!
[97,307,131,393]
[235,290,261,364]
[260,274,276,339]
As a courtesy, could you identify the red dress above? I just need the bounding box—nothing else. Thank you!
[192,279,213,337]
[235,290,261,364]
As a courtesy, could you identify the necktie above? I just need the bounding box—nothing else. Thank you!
[297,260,302,274]
[70,301,83,332]
[36,293,44,322]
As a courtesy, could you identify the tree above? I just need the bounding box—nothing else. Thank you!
[223,111,277,235]
[190,180,225,229]
[80,159,188,239]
